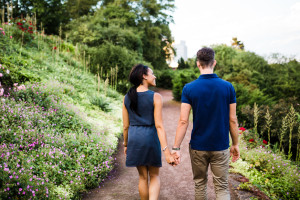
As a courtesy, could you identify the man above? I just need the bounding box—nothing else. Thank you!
[171,47,240,200]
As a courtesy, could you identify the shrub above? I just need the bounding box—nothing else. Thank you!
[230,135,300,199]
[0,83,116,199]
[155,69,175,89]
[172,69,198,101]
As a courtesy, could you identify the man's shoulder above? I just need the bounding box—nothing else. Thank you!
[217,78,234,86]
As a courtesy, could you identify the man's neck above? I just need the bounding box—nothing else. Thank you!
[200,68,214,75]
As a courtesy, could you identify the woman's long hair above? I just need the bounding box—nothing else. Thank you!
[127,64,149,116]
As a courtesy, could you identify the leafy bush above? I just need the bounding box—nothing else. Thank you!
[155,69,176,89]
[90,95,111,112]
[230,133,300,199]
[0,83,116,199]
[172,69,198,101]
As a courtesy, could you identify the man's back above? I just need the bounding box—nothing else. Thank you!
[181,73,236,151]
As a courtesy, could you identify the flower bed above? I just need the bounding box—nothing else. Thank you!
[0,83,118,199]
[230,128,300,199]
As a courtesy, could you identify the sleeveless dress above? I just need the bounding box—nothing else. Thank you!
[124,90,162,167]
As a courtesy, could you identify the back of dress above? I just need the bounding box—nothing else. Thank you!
[124,90,162,167]
[124,90,155,126]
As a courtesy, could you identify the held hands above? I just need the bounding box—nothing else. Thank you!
[171,150,180,165]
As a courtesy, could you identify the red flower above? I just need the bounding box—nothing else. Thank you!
[239,127,246,132]
[249,139,254,142]
[53,46,57,50]
[263,140,268,145]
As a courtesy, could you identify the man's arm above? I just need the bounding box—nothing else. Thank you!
[229,103,240,162]
[172,103,191,164]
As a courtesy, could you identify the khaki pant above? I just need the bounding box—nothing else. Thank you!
[189,146,230,200]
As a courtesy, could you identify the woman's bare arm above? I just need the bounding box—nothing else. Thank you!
[122,97,129,154]
[154,93,174,163]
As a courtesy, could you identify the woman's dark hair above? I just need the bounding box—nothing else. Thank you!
[127,64,149,115]
[196,47,215,67]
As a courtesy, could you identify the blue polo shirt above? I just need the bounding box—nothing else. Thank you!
[181,73,236,151]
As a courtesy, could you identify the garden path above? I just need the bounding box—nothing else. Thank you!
[83,89,236,200]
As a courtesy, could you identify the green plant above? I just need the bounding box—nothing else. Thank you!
[90,95,111,112]
[287,105,297,159]
[172,69,198,101]
[265,108,272,145]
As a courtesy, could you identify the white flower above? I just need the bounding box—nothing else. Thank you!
[1,98,5,103]
[0,88,4,96]
[6,70,9,74]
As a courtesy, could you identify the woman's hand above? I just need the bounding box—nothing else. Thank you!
[124,147,127,155]
[165,153,175,165]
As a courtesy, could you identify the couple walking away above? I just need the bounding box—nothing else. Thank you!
[122,47,240,200]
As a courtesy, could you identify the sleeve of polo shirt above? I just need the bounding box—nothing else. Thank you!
[230,84,237,104]
[181,85,191,104]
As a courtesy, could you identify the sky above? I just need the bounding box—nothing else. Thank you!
[169,0,300,61]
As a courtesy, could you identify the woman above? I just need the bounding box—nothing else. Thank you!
[122,64,175,200]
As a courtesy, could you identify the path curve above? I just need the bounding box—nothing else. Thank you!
[83,89,235,200]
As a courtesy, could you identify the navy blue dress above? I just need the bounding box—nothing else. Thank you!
[124,90,162,167]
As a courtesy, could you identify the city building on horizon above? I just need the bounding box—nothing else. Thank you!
[173,40,188,62]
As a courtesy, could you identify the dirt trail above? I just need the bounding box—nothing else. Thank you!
[83,89,235,200]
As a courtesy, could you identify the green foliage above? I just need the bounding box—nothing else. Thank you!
[241,99,300,160]
[230,136,300,199]
[90,95,111,112]
[0,21,123,199]
[172,69,198,101]
[66,0,175,90]
[177,57,190,69]
[155,69,176,89]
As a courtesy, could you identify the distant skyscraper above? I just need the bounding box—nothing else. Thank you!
[174,40,188,62]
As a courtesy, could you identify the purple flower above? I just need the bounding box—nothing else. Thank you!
[19,188,22,191]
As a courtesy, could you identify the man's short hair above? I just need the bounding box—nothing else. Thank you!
[196,47,215,67]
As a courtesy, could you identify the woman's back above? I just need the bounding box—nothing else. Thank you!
[124,90,155,126]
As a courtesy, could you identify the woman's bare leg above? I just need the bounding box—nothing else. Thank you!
[148,166,160,200]
[137,166,149,200]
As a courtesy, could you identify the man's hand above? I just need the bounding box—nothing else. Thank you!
[230,145,240,162]
[171,150,181,165]
[124,147,127,155]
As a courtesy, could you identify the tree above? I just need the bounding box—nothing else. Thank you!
[177,57,190,69]
[65,0,99,19]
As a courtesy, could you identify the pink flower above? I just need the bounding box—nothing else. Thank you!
[0,88,4,96]
[0,73,3,77]
[0,28,3,30]
[1,31,5,35]
[19,188,22,191]
[10,36,12,39]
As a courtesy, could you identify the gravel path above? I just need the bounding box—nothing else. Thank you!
[83,89,235,200]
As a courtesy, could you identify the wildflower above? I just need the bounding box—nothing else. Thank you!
[263,140,268,145]
[6,69,9,74]
[249,139,254,142]
[0,73,3,77]
[53,46,57,50]
[239,127,246,132]
[10,36,12,39]
[19,188,22,191]
[1,31,4,35]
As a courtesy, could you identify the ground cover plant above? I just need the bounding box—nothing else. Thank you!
[1,18,122,199]
[230,125,300,199]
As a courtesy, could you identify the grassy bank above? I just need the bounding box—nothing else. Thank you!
[0,19,122,199]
